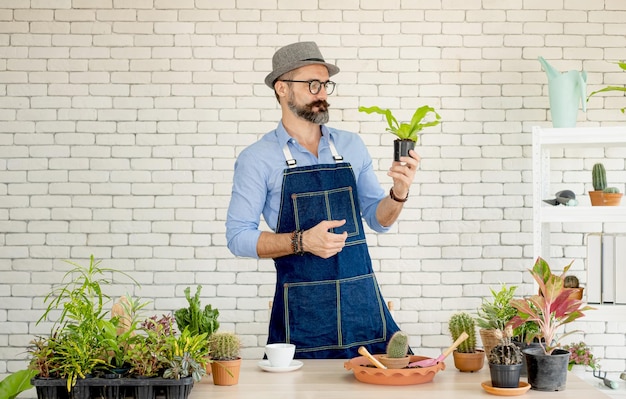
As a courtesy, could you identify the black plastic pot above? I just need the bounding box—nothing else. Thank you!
[489,363,522,388]
[523,347,570,391]
[393,139,415,162]
[31,376,194,399]
[512,340,542,377]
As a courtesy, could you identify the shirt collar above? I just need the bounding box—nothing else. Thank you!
[275,121,333,147]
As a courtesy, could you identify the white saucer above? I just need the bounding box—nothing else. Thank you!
[257,360,303,373]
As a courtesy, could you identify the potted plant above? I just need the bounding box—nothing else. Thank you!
[448,312,484,372]
[563,341,599,372]
[358,105,441,161]
[207,331,242,386]
[487,326,524,389]
[99,295,148,377]
[378,331,410,369]
[508,257,595,391]
[564,274,584,300]
[586,60,626,114]
[476,284,518,359]
[174,286,220,374]
[589,162,622,206]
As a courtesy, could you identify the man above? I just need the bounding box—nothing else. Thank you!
[226,41,419,359]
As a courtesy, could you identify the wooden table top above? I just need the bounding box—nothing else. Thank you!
[189,358,613,399]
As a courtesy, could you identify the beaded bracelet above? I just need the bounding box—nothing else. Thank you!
[291,230,305,255]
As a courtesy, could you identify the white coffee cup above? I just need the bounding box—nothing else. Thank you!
[265,343,296,368]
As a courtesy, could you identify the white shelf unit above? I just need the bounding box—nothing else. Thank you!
[532,125,626,262]
[532,125,626,307]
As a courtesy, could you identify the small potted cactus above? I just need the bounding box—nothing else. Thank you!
[589,162,622,206]
[448,312,484,372]
[208,331,242,386]
[488,326,524,388]
[378,331,410,369]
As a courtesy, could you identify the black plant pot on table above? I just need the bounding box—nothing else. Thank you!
[393,139,415,162]
[523,347,570,391]
[489,363,523,388]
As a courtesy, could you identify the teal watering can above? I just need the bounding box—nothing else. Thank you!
[538,56,587,128]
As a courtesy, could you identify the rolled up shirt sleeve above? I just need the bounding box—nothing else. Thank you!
[225,149,268,259]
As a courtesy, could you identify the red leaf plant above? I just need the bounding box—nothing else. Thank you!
[508,257,595,355]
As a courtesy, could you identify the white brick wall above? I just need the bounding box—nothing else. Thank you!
[2,2,626,387]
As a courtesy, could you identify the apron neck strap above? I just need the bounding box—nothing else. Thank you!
[282,135,343,168]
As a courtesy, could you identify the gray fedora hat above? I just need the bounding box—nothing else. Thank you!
[264,41,340,89]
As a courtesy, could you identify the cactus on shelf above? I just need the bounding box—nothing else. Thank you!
[386,331,409,358]
[448,312,477,353]
[208,331,241,361]
[564,275,579,288]
[592,163,607,191]
[488,326,523,365]
[603,187,620,194]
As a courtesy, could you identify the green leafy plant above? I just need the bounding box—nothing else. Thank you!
[98,295,149,371]
[174,286,220,338]
[162,328,209,381]
[587,61,626,113]
[508,257,595,355]
[358,105,441,142]
[386,331,409,358]
[35,255,137,391]
[448,312,478,353]
[476,284,518,331]
[0,369,38,399]
[125,314,177,377]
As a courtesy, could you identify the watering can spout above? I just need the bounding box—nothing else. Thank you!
[538,56,559,80]
[538,56,587,128]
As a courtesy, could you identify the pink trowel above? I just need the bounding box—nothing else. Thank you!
[408,331,469,368]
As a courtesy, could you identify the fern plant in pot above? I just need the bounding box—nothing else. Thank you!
[448,312,484,372]
[359,105,441,161]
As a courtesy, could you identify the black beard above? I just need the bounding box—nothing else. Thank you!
[288,98,330,125]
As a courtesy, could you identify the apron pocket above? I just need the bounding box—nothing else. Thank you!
[292,187,361,239]
[284,274,386,352]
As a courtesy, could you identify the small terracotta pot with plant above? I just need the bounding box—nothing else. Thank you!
[208,331,242,386]
[378,331,410,369]
[589,163,622,206]
[448,312,484,372]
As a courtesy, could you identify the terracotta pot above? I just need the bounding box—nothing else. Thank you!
[571,287,584,300]
[452,349,485,372]
[210,358,241,386]
[378,355,411,369]
[589,190,623,206]
[603,192,623,206]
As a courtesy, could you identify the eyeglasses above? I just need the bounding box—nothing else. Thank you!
[279,79,336,95]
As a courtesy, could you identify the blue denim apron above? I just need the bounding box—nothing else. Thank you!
[268,140,404,359]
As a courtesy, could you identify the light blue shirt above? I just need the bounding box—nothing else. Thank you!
[226,121,389,259]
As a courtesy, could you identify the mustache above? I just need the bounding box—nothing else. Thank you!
[307,100,330,110]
